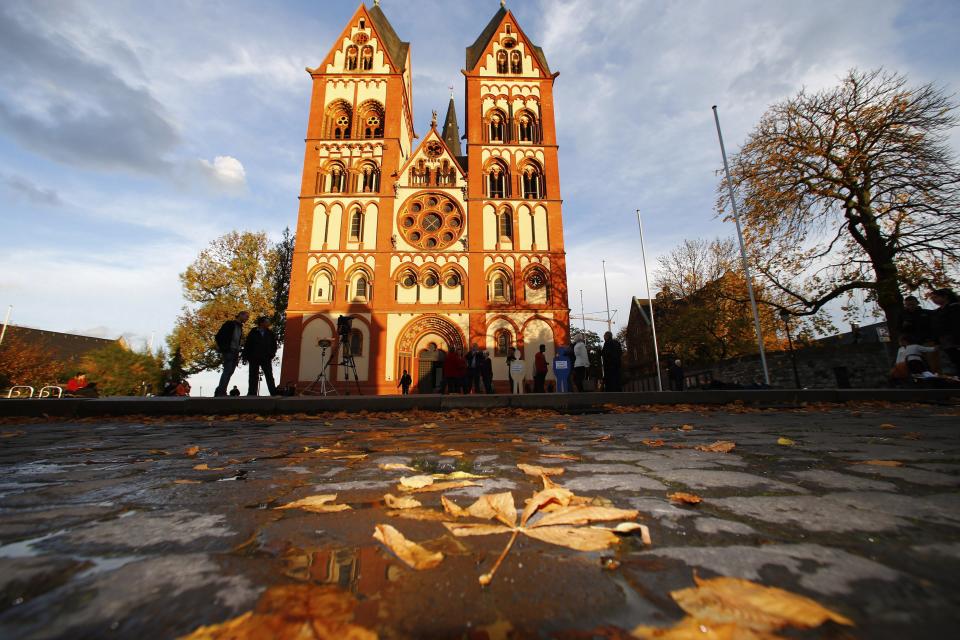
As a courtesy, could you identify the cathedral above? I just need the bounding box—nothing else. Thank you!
[280,1,570,394]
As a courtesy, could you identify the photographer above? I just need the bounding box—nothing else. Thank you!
[214,311,248,397]
[243,316,278,396]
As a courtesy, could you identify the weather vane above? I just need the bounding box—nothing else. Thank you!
[431,110,438,127]
[449,85,454,99]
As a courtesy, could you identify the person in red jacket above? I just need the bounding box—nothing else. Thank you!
[534,344,548,393]
[443,349,462,394]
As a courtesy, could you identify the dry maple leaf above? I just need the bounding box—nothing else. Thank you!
[383,493,421,510]
[668,492,703,505]
[695,441,736,454]
[178,583,375,640]
[856,459,903,467]
[276,494,351,513]
[517,463,564,477]
[373,523,444,570]
[442,488,638,585]
[668,574,853,633]
[185,445,200,457]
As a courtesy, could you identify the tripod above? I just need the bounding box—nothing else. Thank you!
[301,334,363,396]
[302,342,338,396]
[338,335,362,395]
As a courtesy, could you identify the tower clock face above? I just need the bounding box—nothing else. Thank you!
[398,193,464,250]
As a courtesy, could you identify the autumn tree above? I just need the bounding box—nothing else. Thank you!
[723,69,960,338]
[0,333,64,388]
[81,343,164,396]
[270,227,295,345]
[168,231,277,374]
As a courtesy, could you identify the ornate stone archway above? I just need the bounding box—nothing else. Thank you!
[396,315,466,392]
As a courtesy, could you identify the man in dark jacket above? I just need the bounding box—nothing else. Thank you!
[900,295,934,344]
[534,344,548,392]
[214,311,249,397]
[600,331,623,392]
[929,288,960,373]
[243,316,278,396]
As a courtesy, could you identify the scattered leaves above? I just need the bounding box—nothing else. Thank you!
[517,463,564,477]
[383,493,421,510]
[276,494,351,513]
[372,524,444,570]
[776,437,796,446]
[695,441,736,453]
[668,492,703,505]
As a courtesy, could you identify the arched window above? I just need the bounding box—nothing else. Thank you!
[399,270,417,288]
[310,269,334,303]
[345,46,358,71]
[422,270,439,288]
[486,161,509,198]
[510,51,522,74]
[491,273,511,302]
[353,275,369,301]
[349,208,364,242]
[357,100,385,139]
[517,111,538,143]
[496,50,508,74]
[497,207,513,240]
[494,329,511,356]
[360,46,374,71]
[522,162,545,199]
[488,110,506,143]
[359,162,380,193]
[349,329,364,355]
[324,100,352,140]
[444,271,461,288]
[325,163,346,193]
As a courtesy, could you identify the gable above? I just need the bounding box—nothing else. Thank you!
[313,4,409,75]
[466,9,551,78]
[397,129,466,188]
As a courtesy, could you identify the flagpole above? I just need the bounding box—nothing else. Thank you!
[579,289,586,334]
[601,260,612,334]
[636,211,662,392]
[0,305,11,347]
[712,105,770,386]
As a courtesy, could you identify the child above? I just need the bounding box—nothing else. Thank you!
[398,369,412,395]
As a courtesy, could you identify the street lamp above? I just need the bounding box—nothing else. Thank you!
[779,309,801,389]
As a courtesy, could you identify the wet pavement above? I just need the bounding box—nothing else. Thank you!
[0,403,959,639]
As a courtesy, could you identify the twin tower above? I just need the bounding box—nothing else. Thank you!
[280,2,570,394]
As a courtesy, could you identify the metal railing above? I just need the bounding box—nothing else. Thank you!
[7,386,34,398]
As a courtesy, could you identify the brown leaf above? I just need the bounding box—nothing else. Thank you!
[856,459,903,467]
[439,450,464,457]
[632,616,778,639]
[670,574,854,632]
[668,492,703,505]
[880,423,897,430]
[379,462,416,472]
[523,525,621,551]
[441,495,470,518]
[399,475,434,489]
[457,491,518,526]
[695,441,736,453]
[521,487,575,526]
[443,522,515,537]
[593,434,613,442]
[593,522,653,545]
[541,453,580,461]
[174,479,201,485]
[193,463,225,471]
[383,493,421,510]
[372,523,444,570]
[642,439,665,448]
[276,494,351,513]
[386,508,452,522]
[680,424,694,431]
[554,423,568,430]
[400,480,480,494]
[517,463,564,477]
[511,438,524,443]
[530,505,638,528]
[185,445,200,457]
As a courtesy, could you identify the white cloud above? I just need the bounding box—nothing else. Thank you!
[198,155,248,193]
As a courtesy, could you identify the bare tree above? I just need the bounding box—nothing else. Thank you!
[723,69,960,337]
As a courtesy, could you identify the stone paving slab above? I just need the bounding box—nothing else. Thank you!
[0,403,959,638]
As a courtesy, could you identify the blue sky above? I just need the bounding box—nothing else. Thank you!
[2,0,959,392]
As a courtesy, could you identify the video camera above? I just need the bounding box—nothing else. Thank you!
[337,315,353,339]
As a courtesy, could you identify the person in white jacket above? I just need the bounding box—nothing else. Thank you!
[572,335,589,392]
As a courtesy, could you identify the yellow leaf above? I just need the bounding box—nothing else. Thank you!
[520,487,575,526]
[432,471,487,480]
[399,475,434,489]
[680,424,694,431]
[276,494,351,513]
[439,450,464,457]
[372,524,444,570]
[379,462,417,472]
[541,453,579,461]
[632,617,778,639]
[386,508,452,522]
[383,493,421,510]
[668,492,703,505]
[523,525,621,551]
[457,491,518,526]
[776,437,796,446]
[442,522,515,537]
[185,445,200,457]
[441,495,470,518]
[696,441,737,453]
[529,505,638,528]
[517,463,564,477]
[399,480,480,494]
[856,459,903,467]
[193,463,225,471]
[670,574,854,632]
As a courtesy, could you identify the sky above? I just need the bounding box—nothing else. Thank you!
[2,0,959,393]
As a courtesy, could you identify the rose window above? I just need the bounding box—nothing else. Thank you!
[397,192,464,250]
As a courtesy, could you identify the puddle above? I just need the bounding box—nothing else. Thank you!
[74,554,145,579]
[0,529,68,558]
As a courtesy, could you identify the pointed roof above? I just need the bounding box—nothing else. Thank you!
[397,124,467,179]
[465,6,551,75]
[441,96,462,157]
[368,2,409,72]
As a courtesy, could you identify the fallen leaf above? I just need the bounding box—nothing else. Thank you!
[642,439,665,448]
[331,454,367,461]
[276,494,351,513]
[386,508,452,522]
[668,492,703,505]
[400,480,480,493]
[178,583,375,640]
[554,423,568,430]
[593,434,612,442]
[541,453,580,461]
[695,441,736,453]
[379,462,417,472]
[902,432,922,440]
[632,616,775,639]
[880,423,897,430]
[373,524,444,570]
[399,475,434,489]
[383,493,421,510]
[776,437,796,446]
[149,449,171,456]
[440,450,465,457]
[538,436,552,444]
[517,463,564,477]
[680,424,694,431]
[856,459,903,467]
[593,522,653,545]
[185,445,200,457]
[511,438,524,444]
[193,463,226,471]
[669,574,854,633]
[174,479,201,485]
[432,471,486,480]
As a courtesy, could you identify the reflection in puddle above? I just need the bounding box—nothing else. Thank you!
[0,529,67,558]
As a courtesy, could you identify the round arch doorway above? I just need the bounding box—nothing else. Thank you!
[395,315,466,394]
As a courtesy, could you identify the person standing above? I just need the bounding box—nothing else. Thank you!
[601,331,623,392]
[900,295,933,344]
[481,352,494,394]
[243,316,278,396]
[398,369,412,395]
[572,335,589,392]
[929,288,960,373]
[229,385,241,397]
[534,344,548,392]
[442,349,461,394]
[465,343,482,393]
[215,311,249,397]
[668,359,684,391]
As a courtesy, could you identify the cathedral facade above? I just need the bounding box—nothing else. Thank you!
[280,2,570,394]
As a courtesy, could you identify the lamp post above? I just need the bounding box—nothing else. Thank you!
[779,309,801,389]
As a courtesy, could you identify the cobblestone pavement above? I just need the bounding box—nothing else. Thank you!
[1,403,959,639]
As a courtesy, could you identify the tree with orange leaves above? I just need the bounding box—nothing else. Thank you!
[0,333,64,388]
[723,69,960,339]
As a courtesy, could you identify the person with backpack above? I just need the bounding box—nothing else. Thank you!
[214,311,248,397]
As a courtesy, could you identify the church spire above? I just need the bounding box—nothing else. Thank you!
[441,94,462,157]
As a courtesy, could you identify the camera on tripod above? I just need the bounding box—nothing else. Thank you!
[336,315,353,339]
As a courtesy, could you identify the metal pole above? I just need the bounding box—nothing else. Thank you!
[636,210,663,392]
[782,314,801,389]
[601,260,612,334]
[579,289,586,334]
[0,305,11,347]
[712,105,770,386]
